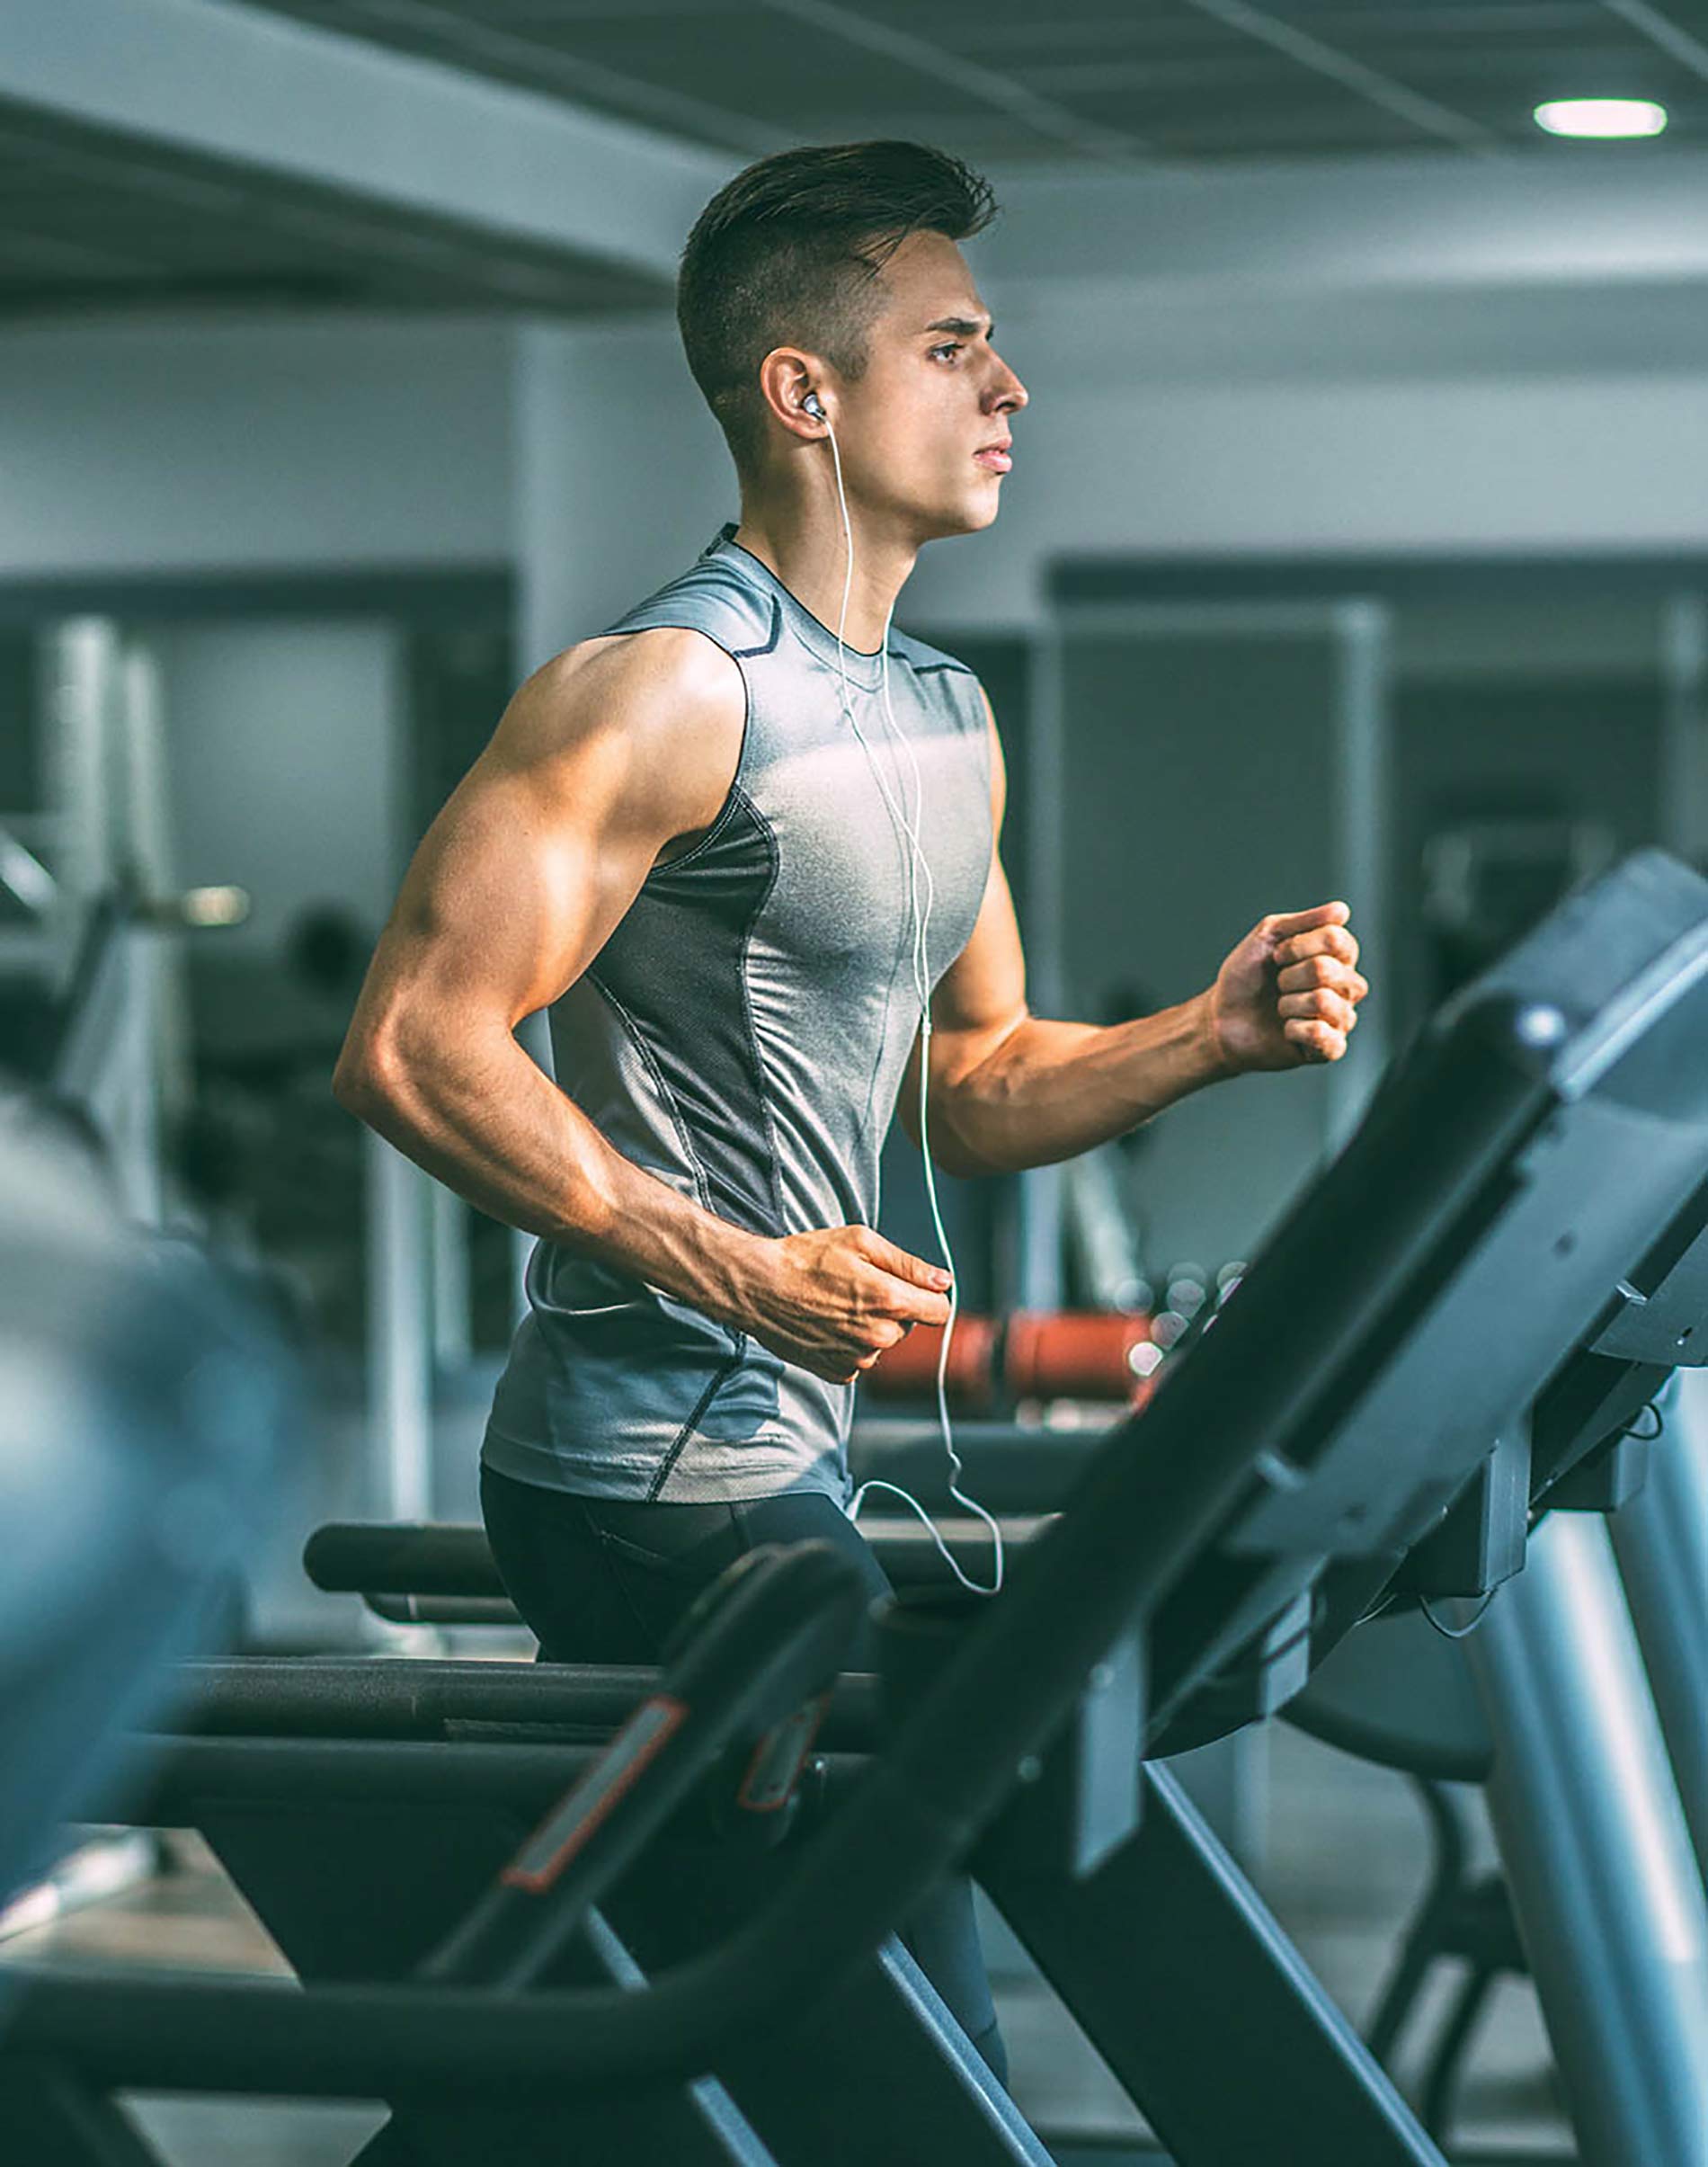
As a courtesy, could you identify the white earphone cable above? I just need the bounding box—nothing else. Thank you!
[819,410,1004,1599]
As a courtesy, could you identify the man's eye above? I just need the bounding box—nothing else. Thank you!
[930,343,963,362]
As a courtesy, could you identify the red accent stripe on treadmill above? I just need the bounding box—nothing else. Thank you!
[737,1691,831,1813]
[501,1694,689,1894]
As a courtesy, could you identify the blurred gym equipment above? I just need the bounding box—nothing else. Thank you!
[0,1092,298,2043]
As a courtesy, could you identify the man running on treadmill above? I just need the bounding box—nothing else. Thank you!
[333,140,1367,2078]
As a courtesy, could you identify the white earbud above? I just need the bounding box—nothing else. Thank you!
[812,398,1004,1599]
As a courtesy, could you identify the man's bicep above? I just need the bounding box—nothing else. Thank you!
[345,634,743,1054]
[896,849,1027,1155]
[931,682,1027,1045]
[930,843,1028,1049]
[368,757,648,1034]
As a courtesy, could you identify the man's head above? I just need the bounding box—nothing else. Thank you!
[677,140,1027,538]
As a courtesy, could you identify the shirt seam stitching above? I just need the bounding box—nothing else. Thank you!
[645,1347,751,1503]
[584,969,714,1216]
[731,781,787,1238]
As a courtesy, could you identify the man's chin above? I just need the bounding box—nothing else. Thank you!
[920,491,1004,543]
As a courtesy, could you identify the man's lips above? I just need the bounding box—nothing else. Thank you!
[974,441,1012,472]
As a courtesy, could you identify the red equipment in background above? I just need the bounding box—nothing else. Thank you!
[866,1311,1159,1411]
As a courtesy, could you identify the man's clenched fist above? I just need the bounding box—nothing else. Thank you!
[1205,902,1369,1074]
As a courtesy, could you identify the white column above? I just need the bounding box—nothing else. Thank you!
[367,1128,434,1523]
[40,618,120,973]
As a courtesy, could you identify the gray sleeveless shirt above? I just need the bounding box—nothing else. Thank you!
[481,522,993,1503]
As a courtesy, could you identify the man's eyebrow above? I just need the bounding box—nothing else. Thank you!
[922,315,992,339]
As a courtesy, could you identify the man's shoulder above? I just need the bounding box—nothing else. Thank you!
[599,553,778,661]
[503,622,745,772]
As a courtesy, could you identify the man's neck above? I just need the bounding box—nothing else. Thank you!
[733,495,918,657]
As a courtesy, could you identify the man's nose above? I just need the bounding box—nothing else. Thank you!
[992,361,1027,413]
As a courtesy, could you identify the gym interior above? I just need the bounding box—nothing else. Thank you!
[4,6,1708,2165]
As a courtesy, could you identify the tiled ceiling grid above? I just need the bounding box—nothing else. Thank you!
[248,0,1708,167]
[3,0,1706,315]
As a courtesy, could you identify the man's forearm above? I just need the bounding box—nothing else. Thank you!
[937,998,1231,1175]
[335,1022,765,1326]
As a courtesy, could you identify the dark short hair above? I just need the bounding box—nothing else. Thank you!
[677,140,998,477]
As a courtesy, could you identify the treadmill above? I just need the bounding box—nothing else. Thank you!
[8,848,1708,2167]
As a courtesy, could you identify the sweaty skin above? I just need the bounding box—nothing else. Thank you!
[334,229,1368,1384]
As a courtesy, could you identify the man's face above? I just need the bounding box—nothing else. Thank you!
[832,229,1027,542]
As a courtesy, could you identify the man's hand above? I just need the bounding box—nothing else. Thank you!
[1205,902,1369,1074]
[732,1225,952,1386]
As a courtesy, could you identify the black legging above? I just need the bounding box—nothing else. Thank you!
[479,1463,1006,2082]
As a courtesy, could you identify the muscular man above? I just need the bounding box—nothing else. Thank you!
[334,139,1366,2077]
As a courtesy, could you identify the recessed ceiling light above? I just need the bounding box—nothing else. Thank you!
[1534,98,1668,139]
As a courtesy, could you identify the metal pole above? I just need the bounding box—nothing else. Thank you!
[1659,594,1708,863]
[367,1128,434,1521]
[1016,628,1064,1310]
[118,638,195,1144]
[1329,600,1390,1151]
[430,1180,473,1369]
[51,906,164,1226]
[40,619,120,982]
[1463,1511,1708,2167]
[111,919,165,1227]
[1610,1371,1708,1891]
